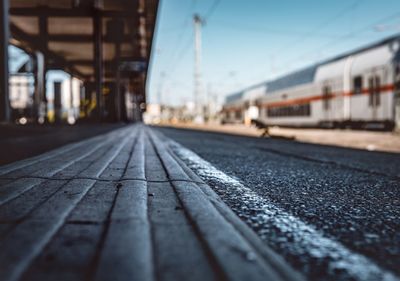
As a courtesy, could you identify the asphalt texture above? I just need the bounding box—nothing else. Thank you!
[0,123,124,165]
[155,126,400,281]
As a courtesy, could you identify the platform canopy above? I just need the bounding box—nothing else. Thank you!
[8,0,159,82]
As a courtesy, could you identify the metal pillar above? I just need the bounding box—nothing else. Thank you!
[0,0,10,122]
[34,52,46,122]
[93,11,104,120]
[53,81,62,123]
[115,42,121,121]
[70,75,74,121]
[38,16,48,123]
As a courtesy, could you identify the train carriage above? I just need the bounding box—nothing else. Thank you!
[221,92,245,124]
[222,34,400,130]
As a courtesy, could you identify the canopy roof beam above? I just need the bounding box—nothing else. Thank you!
[11,24,89,80]
[10,7,137,18]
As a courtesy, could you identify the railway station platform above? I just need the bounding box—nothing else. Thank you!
[0,124,302,281]
[0,123,124,166]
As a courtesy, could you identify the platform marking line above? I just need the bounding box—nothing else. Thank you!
[169,140,399,281]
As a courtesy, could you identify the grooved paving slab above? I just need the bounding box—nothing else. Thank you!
[0,125,302,281]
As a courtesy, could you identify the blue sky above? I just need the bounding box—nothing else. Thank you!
[147,0,400,105]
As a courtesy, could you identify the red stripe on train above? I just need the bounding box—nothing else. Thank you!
[262,84,395,109]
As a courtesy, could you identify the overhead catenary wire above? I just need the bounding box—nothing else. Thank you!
[161,0,197,77]
[164,0,222,78]
[281,10,400,71]
[278,0,365,54]
[210,21,375,39]
[204,0,222,22]
[261,0,365,74]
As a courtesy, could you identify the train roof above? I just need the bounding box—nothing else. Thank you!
[225,91,244,104]
[266,33,400,90]
[225,81,268,104]
[224,65,317,103]
[319,33,400,65]
[265,65,318,92]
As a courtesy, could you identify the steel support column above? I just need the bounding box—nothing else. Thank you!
[70,75,74,121]
[0,0,10,122]
[115,42,121,121]
[37,16,48,123]
[34,52,46,122]
[93,11,104,120]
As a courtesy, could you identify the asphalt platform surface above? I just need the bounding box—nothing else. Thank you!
[155,126,400,281]
[0,125,302,281]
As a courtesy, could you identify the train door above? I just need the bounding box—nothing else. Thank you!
[244,105,259,126]
[368,75,380,120]
[394,62,400,130]
[322,84,331,122]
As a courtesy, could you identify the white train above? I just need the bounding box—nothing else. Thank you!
[222,34,400,130]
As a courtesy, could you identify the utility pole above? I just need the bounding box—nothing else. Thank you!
[0,0,10,122]
[157,72,165,105]
[93,9,104,121]
[206,83,218,122]
[157,72,165,120]
[193,14,204,123]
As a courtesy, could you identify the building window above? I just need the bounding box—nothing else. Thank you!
[353,76,362,95]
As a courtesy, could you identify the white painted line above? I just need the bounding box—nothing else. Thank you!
[169,140,399,281]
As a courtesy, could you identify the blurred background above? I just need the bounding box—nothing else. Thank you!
[144,0,400,130]
[1,2,400,280]
[4,0,400,152]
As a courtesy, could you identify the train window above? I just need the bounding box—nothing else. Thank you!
[353,76,362,95]
[235,110,242,119]
[375,76,381,106]
[323,86,331,110]
[368,77,374,106]
[267,104,311,117]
